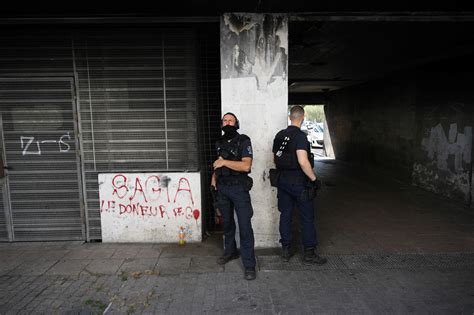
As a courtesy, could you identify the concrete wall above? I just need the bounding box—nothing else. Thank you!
[325,54,474,206]
[325,77,416,179]
[412,58,473,205]
[220,13,288,247]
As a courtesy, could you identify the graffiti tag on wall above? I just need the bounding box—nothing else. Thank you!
[20,132,71,155]
[413,123,472,203]
[98,172,202,243]
[421,123,472,172]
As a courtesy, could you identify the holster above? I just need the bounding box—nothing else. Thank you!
[269,168,280,187]
[243,176,253,191]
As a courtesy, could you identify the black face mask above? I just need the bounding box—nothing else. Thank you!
[222,125,238,140]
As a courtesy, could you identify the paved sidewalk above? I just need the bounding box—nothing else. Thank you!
[0,240,473,314]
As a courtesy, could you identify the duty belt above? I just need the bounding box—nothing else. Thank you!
[279,170,308,185]
[218,177,243,186]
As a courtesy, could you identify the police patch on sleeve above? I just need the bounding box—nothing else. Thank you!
[246,145,253,155]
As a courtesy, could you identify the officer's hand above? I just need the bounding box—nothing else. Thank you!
[213,157,225,169]
[308,178,322,190]
[300,179,321,202]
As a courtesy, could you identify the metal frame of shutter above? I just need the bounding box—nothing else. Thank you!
[0,114,12,241]
[73,28,201,241]
[0,187,10,240]
[196,25,222,231]
[0,77,85,241]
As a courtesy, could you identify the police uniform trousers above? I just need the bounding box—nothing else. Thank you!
[277,173,318,249]
[217,180,256,269]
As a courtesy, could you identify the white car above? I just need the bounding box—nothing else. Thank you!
[309,124,324,148]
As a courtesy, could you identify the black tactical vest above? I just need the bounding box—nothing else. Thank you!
[273,127,313,170]
[215,134,250,176]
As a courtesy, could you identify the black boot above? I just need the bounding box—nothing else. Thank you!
[303,247,327,265]
[244,267,256,280]
[281,245,293,262]
[217,252,240,265]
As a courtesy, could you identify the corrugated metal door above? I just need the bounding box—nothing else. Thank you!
[73,29,200,240]
[0,77,84,241]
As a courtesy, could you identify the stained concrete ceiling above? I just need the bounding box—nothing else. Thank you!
[288,20,474,93]
[1,2,474,96]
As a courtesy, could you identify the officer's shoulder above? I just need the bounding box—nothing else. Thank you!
[274,129,287,138]
[296,129,306,136]
[238,134,251,142]
[285,127,305,137]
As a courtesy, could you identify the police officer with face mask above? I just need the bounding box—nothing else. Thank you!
[272,105,327,265]
[211,112,256,280]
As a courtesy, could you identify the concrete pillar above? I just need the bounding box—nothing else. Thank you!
[220,13,288,247]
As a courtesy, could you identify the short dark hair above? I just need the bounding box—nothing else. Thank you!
[289,105,304,120]
[222,112,238,122]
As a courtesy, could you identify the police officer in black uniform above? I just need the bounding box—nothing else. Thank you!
[211,112,256,280]
[272,106,327,265]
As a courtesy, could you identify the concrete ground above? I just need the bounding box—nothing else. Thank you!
[1,160,473,314]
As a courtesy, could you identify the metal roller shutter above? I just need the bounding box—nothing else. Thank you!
[74,29,200,240]
[0,78,84,241]
[0,32,84,241]
[0,27,213,241]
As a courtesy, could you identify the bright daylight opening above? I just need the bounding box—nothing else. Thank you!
[289,104,335,161]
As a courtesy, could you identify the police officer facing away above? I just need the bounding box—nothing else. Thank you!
[211,112,257,280]
[272,106,327,265]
